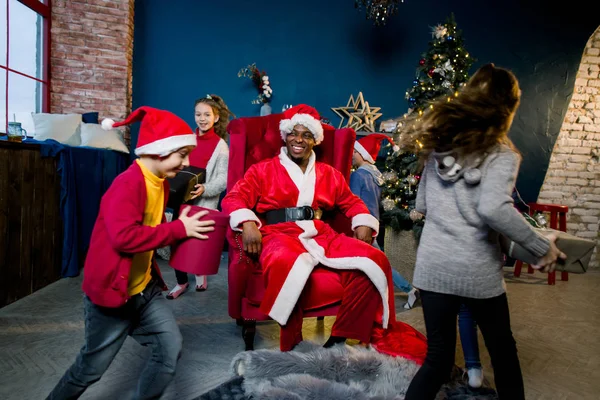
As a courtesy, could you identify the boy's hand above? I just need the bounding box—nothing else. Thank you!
[242,221,262,257]
[190,184,205,200]
[178,206,215,239]
[354,226,374,245]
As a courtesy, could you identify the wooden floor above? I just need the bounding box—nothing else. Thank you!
[0,256,598,399]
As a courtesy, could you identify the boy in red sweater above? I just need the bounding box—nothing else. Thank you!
[47,107,215,400]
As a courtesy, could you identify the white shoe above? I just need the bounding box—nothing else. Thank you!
[467,367,483,388]
[404,288,419,310]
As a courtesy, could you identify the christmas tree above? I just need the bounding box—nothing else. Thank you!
[380,13,474,237]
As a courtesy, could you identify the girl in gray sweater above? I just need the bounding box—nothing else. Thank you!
[402,64,565,399]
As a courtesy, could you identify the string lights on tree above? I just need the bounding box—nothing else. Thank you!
[380,13,474,238]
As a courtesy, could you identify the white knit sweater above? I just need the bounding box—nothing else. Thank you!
[193,138,229,210]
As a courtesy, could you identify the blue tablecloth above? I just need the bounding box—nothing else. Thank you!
[34,139,130,277]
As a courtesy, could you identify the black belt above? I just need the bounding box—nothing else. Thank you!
[265,206,323,225]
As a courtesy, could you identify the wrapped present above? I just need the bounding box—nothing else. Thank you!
[500,228,595,274]
[169,205,230,275]
[166,166,205,213]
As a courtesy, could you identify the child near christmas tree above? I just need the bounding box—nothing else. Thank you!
[401,64,565,400]
[351,134,419,310]
[46,107,216,400]
[164,94,234,299]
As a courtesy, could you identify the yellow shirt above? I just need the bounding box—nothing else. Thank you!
[128,159,165,296]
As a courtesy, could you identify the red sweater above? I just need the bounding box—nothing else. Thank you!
[82,162,188,307]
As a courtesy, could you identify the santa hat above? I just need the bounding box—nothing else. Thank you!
[279,104,325,145]
[354,133,400,164]
[101,106,196,157]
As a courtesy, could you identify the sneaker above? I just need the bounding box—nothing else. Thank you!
[195,275,208,291]
[166,283,189,300]
[404,288,419,310]
[467,367,483,388]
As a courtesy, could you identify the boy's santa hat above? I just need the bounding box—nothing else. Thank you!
[279,104,324,145]
[102,106,196,157]
[355,133,400,164]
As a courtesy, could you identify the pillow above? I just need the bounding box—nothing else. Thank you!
[82,112,99,124]
[80,122,129,154]
[32,113,82,146]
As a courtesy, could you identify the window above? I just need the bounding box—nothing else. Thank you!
[0,0,50,134]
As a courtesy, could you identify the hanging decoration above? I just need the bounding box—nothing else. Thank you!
[354,0,405,26]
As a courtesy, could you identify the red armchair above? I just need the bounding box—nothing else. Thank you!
[226,112,356,350]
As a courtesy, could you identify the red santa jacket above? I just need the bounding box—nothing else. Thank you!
[82,162,188,308]
[222,149,393,327]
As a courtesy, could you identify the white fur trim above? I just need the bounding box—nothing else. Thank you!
[354,141,375,164]
[297,220,390,328]
[351,213,379,236]
[280,114,324,145]
[135,134,197,157]
[101,118,115,130]
[269,252,319,324]
[278,148,316,207]
[229,208,262,232]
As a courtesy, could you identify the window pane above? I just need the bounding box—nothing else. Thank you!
[0,70,6,132]
[9,0,43,79]
[8,71,41,135]
[0,0,7,67]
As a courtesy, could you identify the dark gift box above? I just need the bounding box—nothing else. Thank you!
[166,166,206,213]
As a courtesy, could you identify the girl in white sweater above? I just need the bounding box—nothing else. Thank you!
[166,94,233,299]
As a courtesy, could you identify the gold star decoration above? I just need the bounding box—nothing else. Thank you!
[331,92,382,132]
[331,94,358,129]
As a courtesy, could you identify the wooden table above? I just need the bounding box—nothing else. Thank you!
[0,139,63,308]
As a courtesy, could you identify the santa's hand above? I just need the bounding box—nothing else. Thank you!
[190,184,205,200]
[354,226,374,245]
[242,221,262,257]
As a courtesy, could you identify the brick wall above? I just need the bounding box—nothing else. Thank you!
[538,26,600,270]
[50,0,134,143]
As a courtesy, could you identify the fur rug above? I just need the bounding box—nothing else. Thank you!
[219,342,498,400]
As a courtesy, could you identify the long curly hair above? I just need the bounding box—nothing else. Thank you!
[194,94,236,140]
[398,63,521,161]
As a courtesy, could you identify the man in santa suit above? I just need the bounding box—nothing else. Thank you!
[221,104,397,351]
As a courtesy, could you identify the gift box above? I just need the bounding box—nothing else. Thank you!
[169,205,230,276]
[166,166,205,213]
[500,228,595,274]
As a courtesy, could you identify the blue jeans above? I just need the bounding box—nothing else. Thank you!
[47,279,183,400]
[373,240,413,293]
[459,303,482,369]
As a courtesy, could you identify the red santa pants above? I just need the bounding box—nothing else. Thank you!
[279,268,380,351]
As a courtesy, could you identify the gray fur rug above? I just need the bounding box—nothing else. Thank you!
[198,342,497,400]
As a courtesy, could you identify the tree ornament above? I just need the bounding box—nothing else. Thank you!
[419,59,425,65]
[382,198,396,211]
[407,175,418,185]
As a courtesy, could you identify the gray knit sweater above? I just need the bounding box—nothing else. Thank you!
[413,145,550,298]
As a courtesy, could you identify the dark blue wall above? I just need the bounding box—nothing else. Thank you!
[132,0,598,202]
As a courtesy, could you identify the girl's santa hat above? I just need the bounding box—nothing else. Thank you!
[279,104,324,145]
[355,133,400,164]
[102,106,196,157]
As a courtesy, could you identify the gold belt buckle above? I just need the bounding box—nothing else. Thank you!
[314,208,323,220]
